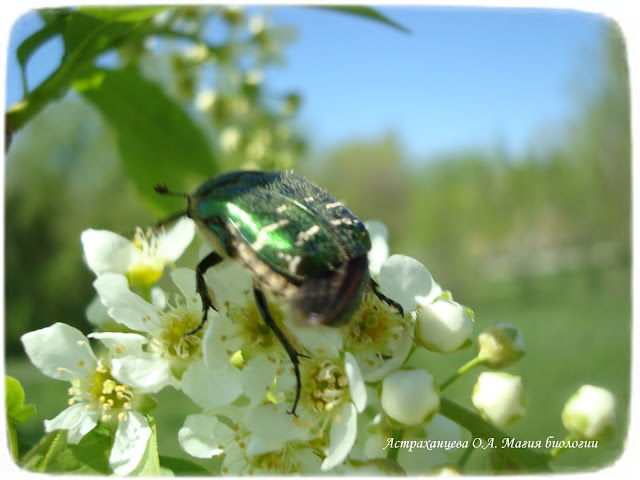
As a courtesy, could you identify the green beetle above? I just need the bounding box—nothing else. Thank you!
[155,170,401,415]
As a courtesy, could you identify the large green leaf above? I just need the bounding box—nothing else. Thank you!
[78,6,172,23]
[75,68,216,210]
[15,13,68,92]
[313,6,410,34]
[20,426,113,474]
[8,7,172,145]
[160,456,212,476]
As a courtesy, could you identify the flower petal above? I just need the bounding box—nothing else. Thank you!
[81,229,140,276]
[321,402,358,471]
[88,332,148,357]
[202,312,244,368]
[245,404,312,445]
[204,261,255,309]
[21,323,96,381]
[358,326,413,383]
[286,320,343,358]
[156,217,195,261]
[182,361,242,409]
[85,295,113,328]
[109,411,152,476]
[44,403,99,444]
[110,354,178,393]
[344,352,366,413]
[364,220,389,279]
[93,273,162,333]
[170,268,201,308]
[178,414,230,458]
[150,287,167,310]
[241,359,278,405]
[379,254,434,313]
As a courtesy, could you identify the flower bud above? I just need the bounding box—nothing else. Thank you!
[476,323,525,367]
[471,372,526,427]
[561,385,616,440]
[381,369,439,426]
[415,298,473,353]
[429,465,462,475]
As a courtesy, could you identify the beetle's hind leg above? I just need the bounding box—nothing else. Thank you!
[185,251,224,336]
[253,286,305,417]
[370,278,404,316]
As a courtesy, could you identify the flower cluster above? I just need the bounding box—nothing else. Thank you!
[20,217,617,475]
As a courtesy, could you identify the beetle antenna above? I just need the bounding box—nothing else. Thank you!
[154,183,189,198]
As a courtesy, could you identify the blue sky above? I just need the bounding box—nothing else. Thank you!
[265,7,608,158]
[5,6,608,160]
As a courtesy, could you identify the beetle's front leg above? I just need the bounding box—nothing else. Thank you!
[370,278,404,316]
[253,286,304,417]
[185,251,224,336]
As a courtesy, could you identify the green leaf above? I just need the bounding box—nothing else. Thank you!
[21,425,113,474]
[75,67,216,210]
[7,9,152,139]
[78,6,172,23]
[15,14,67,93]
[5,376,36,424]
[313,6,410,34]
[160,455,212,476]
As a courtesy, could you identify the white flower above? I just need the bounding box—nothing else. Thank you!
[561,385,616,440]
[471,372,526,428]
[195,89,217,111]
[93,268,211,387]
[477,322,525,367]
[81,217,195,288]
[184,43,207,62]
[398,415,462,473]
[378,254,440,313]
[245,69,263,85]
[265,352,366,472]
[429,465,462,475]
[219,126,242,153]
[178,405,320,475]
[340,290,412,382]
[196,260,288,408]
[415,297,473,353]
[316,352,367,471]
[20,323,154,475]
[381,368,440,426]
[361,413,460,474]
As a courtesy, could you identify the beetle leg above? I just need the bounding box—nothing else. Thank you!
[185,251,224,336]
[369,278,404,317]
[253,286,303,417]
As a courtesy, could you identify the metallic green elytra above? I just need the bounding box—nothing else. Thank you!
[188,170,371,325]
[155,170,401,416]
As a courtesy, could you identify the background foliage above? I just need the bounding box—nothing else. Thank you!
[4,6,630,474]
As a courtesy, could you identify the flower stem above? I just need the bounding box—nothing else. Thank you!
[387,427,405,462]
[440,356,485,391]
[548,434,575,459]
[456,440,474,468]
[439,398,551,472]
